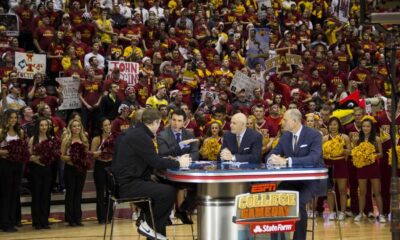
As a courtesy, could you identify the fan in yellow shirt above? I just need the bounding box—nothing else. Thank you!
[146,82,169,109]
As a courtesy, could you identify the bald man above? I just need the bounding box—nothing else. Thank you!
[219,113,262,163]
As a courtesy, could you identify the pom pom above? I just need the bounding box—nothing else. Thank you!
[351,142,376,168]
[33,137,61,165]
[200,138,221,161]
[5,139,30,163]
[70,142,93,172]
[100,134,116,159]
[323,136,346,160]
[387,146,400,168]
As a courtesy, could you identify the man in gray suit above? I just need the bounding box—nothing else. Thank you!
[157,108,199,223]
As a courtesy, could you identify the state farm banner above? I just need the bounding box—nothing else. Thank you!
[15,52,46,79]
[108,61,139,85]
[0,14,19,36]
[56,77,82,110]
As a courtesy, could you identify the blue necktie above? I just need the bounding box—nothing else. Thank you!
[176,133,181,143]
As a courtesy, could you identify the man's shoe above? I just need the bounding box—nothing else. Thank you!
[175,210,193,224]
[3,227,18,232]
[138,221,168,240]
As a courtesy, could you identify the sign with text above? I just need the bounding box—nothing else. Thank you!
[230,71,262,100]
[56,77,82,110]
[265,48,302,74]
[234,191,299,223]
[250,220,298,235]
[108,61,139,85]
[15,52,46,79]
[0,14,19,36]
[246,27,270,69]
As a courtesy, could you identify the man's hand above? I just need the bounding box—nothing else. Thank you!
[178,154,191,168]
[220,148,233,161]
[267,154,287,167]
[180,139,199,145]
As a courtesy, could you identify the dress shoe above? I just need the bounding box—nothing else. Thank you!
[15,222,23,227]
[68,222,77,227]
[175,210,193,224]
[34,225,42,230]
[75,222,84,226]
[167,218,172,225]
[42,225,51,229]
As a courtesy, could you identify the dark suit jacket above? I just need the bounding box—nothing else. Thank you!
[157,127,199,161]
[219,128,263,163]
[111,123,180,187]
[266,125,326,195]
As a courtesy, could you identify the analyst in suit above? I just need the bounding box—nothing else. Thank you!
[220,113,263,163]
[157,109,199,224]
[266,109,325,240]
[112,109,190,240]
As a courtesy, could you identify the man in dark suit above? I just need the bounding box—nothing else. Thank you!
[157,109,199,224]
[266,109,324,240]
[112,109,190,240]
[219,113,263,163]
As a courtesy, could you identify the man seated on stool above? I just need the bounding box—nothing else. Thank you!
[112,109,191,240]
[219,113,263,163]
[266,109,324,240]
[157,109,199,224]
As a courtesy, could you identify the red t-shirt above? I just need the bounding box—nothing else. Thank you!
[111,116,130,135]
[103,79,128,102]
[15,7,34,33]
[31,95,59,114]
[34,26,55,51]
[134,82,151,107]
[78,80,102,106]
[74,23,97,46]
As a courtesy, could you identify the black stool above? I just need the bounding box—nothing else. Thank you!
[103,167,157,240]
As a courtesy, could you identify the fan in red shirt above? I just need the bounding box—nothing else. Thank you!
[134,74,152,107]
[251,87,269,109]
[31,84,62,115]
[103,68,128,102]
[327,61,348,92]
[365,65,385,97]
[15,0,34,49]
[69,0,84,26]
[348,58,370,93]
[265,104,282,138]
[253,105,274,138]
[33,15,55,53]
[111,104,131,135]
[74,15,97,46]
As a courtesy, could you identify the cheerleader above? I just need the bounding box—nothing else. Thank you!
[91,118,113,224]
[353,118,386,223]
[61,119,89,226]
[200,120,223,160]
[28,118,55,229]
[323,117,351,221]
[0,109,25,232]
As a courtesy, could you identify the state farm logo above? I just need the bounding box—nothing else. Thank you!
[250,222,295,234]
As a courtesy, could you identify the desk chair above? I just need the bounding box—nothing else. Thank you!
[103,167,157,240]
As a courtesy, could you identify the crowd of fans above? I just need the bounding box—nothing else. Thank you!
[0,0,399,233]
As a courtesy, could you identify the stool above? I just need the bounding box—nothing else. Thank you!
[103,167,157,240]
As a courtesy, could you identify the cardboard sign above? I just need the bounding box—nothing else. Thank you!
[246,28,270,69]
[265,48,302,74]
[56,77,82,110]
[0,14,19,36]
[108,61,139,85]
[15,52,46,79]
[334,0,350,23]
[234,191,299,223]
[256,0,272,20]
[230,71,262,100]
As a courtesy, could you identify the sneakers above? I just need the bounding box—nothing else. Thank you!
[354,213,366,222]
[368,212,375,218]
[337,212,346,221]
[329,212,336,220]
[378,214,387,223]
[345,211,354,217]
[132,210,140,221]
[138,221,168,240]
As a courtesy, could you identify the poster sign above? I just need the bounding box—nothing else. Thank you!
[246,28,270,69]
[335,0,350,23]
[15,52,46,79]
[234,191,299,223]
[108,61,139,85]
[256,0,272,20]
[56,77,82,110]
[230,71,262,100]
[265,48,302,74]
[0,14,19,36]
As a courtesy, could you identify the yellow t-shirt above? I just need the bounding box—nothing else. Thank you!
[123,46,144,59]
[96,19,113,44]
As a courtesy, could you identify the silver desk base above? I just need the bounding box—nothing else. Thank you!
[197,182,249,240]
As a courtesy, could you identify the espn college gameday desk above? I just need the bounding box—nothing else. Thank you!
[166,162,328,240]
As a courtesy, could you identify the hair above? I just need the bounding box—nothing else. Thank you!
[62,119,89,149]
[133,108,145,126]
[328,117,343,134]
[32,117,52,145]
[0,109,23,142]
[247,115,257,129]
[19,106,31,117]
[213,105,226,115]
[205,122,223,137]
[285,109,302,122]
[358,119,376,145]
[141,109,161,125]
[171,108,187,121]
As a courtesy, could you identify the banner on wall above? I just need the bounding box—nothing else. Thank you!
[15,52,46,79]
[246,27,270,69]
[108,61,139,85]
[0,14,19,36]
[56,77,82,110]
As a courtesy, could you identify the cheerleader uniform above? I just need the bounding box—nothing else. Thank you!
[29,140,52,229]
[0,134,22,232]
[93,135,113,224]
[356,143,380,179]
[64,143,87,226]
[324,135,349,179]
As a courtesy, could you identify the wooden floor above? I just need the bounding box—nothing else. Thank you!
[0,214,391,240]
